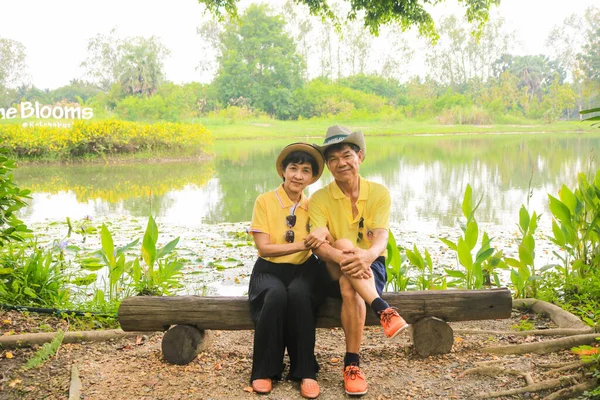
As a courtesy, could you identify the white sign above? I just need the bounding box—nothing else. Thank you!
[0,101,93,120]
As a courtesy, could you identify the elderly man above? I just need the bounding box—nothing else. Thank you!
[305,125,409,396]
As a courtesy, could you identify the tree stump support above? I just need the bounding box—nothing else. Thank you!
[410,316,454,357]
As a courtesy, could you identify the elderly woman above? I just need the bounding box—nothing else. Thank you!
[248,143,327,399]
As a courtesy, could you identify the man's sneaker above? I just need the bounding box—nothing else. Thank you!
[379,307,409,338]
[343,364,368,395]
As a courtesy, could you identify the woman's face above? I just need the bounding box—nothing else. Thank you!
[282,161,314,194]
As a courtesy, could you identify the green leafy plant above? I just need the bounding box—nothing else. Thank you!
[440,184,504,289]
[511,317,535,331]
[405,244,446,290]
[548,172,600,282]
[23,329,64,370]
[0,148,32,246]
[129,215,183,296]
[572,338,600,399]
[0,241,70,307]
[385,231,411,292]
[506,205,542,298]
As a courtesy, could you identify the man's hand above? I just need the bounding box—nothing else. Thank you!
[304,227,331,249]
[340,248,374,279]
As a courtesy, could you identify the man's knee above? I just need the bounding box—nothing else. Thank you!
[333,238,353,251]
[339,276,359,301]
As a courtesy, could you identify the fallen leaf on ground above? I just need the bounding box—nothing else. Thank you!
[9,379,22,388]
[243,386,253,393]
[5,351,14,359]
[330,357,339,363]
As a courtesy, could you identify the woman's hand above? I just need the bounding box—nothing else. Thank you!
[304,227,331,249]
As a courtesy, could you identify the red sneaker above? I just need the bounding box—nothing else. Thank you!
[343,364,368,395]
[379,307,409,338]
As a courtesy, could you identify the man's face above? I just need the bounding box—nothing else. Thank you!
[325,144,363,181]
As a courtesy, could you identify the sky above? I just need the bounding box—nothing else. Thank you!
[1,0,598,90]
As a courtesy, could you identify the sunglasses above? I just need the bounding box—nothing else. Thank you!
[357,217,364,243]
[285,214,297,243]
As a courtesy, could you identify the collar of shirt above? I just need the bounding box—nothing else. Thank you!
[274,184,308,211]
[330,176,369,201]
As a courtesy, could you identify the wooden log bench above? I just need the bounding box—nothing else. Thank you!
[118,288,512,364]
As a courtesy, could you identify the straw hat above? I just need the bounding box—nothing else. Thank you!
[313,125,366,160]
[275,143,325,184]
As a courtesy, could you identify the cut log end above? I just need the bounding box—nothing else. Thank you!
[411,317,454,357]
[161,325,212,365]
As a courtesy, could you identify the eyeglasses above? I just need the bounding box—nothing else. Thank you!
[285,214,297,243]
[357,217,364,243]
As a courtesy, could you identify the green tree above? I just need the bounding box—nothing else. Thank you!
[81,30,170,97]
[214,4,304,119]
[426,15,512,88]
[118,37,170,97]
[197,0,499,37]
[0,37,27,90]
[540,75,577,122]
[50,79,102,104]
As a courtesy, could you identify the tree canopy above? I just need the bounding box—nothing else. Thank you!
[197,0,500,36]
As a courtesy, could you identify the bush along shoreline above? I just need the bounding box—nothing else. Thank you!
[0,119,212,161]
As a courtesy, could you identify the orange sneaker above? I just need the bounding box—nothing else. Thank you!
[343,364,368,395]
[379,307,409,338]
[300,378,320,399]
[251,378,272,393]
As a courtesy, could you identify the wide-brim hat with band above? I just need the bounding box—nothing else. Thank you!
[275,142,325,184]
[313,125,366,160]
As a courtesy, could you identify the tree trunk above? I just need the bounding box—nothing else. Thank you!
[411,317,454,357]
[161,325,213,365]
[118,288,512,332]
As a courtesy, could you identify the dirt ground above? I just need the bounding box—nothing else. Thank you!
[0,309,591,400]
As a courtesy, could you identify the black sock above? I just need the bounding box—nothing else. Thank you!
[344,352,360,367]
[370,297,389,316]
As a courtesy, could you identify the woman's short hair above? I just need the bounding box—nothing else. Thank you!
[281,150,319,177]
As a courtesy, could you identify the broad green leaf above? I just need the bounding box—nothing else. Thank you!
[116,238,140,257]
[504,257,521,268]
[101,224,115,267]
[519,241,534,267]
[529,211,538,234]
[439,237,457,251]
[405,246,424,270]
[465,221,478,251]
[475,247,494,265]
[424,249,433,269]
[558,185,578,215]
[72,274,97,286]
[462,184,473,219]
[24,287,37,298]
[142,216,158,268]
[157,237,180,259]
[445,269,466,280]
[522,233,535,254]
[519,205,530,234]
[548,195,571,223]
[0,268,13,274]
[457,237,473,269]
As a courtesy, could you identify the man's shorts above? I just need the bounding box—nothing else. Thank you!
[318,256,387,299]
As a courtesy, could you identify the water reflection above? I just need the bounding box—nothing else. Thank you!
[14,133,600,232]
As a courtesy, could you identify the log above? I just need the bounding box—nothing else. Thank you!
[68,364,81,400]
[118,288,512,332]
[161,325,213,365]
[0,329,144,349]
[513,299,590,330]
[411,317,453,357]
[482,333,600,355]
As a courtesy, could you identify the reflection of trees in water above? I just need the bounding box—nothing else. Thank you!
[14,161,214,217]
[358,134,600,227]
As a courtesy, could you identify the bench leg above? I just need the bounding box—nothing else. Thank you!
[410,317,454,357]
[161,325,213,365]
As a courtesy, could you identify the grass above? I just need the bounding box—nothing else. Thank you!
[197,116,596,140]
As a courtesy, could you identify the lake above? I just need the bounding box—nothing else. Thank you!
[13,132,600,295]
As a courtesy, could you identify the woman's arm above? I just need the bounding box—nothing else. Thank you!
[253,232,309,258]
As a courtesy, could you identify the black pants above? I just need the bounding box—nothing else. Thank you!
[248,256,324,382]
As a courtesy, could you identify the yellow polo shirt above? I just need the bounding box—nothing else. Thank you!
[249,184,311,264]
[309,176,390,256]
